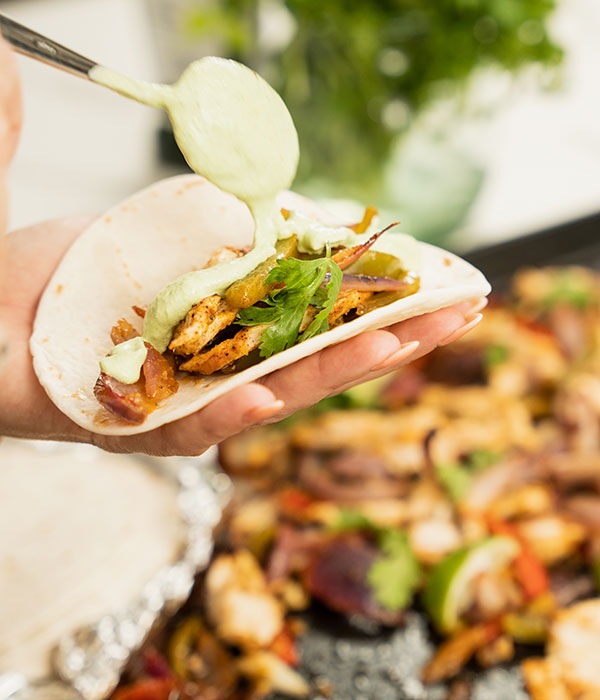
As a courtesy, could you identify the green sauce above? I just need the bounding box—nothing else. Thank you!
[280,210,420,270]
[99,337,147,384]
[91,57,418,381]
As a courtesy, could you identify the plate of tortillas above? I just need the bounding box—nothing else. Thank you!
[0,440,228,700]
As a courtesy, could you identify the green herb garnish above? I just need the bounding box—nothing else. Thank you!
[543,272,593,310]
[330,508,377,533]
[435,462,474,503]
[467,449,502,472]
[237,255,342,358]
[436,449,501,502]
[328,511,420,611]
[368,529,421,611]
[484,343,510,368]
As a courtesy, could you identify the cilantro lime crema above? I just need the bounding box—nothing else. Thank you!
[90,57,418,384]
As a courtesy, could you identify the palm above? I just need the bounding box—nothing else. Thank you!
[0,218,478,456]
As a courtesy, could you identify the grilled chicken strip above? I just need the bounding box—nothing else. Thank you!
[179,324,269,374]
[176,286,372,375]
[523,599,600,700]
[328,290,372,326]
[170,295,240,356]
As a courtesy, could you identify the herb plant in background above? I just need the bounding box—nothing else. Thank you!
[182,0,562,240]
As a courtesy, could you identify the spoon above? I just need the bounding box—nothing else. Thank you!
[0,12,164,105]
[0,12,299,201]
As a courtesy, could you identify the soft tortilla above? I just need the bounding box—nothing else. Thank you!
[0,439,183,679]
[31,174,490,436]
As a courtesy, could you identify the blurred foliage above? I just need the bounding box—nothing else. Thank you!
[185,0,562,199]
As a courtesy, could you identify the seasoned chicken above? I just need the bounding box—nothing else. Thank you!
[522,658,572,700]
[205,550,284,649]
[179,324,268,374]
[290,408,441,452]
[170,259,374,375]
[523,599,600,700]
[170,295,240,356]
[328,290,372,325]
[205,246,246,267]
[175,287,372,376]
[238,652,309,697]
[169,247,245,356]
[515,515,587,566]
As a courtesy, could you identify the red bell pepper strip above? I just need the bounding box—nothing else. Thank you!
[488,519,549,600]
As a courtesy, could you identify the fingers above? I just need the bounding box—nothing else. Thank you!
[262,299,486,413]
[438,313,483,346]
[96,382,283,456]
[0,39,22,168]
[384,301,482,359]
[0,39,23,236]
[260,329,415,418]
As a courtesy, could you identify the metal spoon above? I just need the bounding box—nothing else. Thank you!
[0,13,97,80]
[0,13,164,106]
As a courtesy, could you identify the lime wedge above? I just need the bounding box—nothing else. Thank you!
[423,536,519,634]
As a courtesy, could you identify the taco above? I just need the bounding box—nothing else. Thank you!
[30,174,490,436]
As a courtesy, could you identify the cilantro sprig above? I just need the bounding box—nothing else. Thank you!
[367,529,421,612]
[331,509,421,612]
[436,449,502,503]
[237,255,343,358]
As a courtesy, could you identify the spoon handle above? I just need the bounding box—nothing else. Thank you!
[0,13,96,79]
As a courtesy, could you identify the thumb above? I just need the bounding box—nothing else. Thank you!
[0,38,22,169]
[0,38,22,237]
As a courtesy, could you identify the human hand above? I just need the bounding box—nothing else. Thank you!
[0,39,22,237]
[0,217,484,456]
[0,39,22,368]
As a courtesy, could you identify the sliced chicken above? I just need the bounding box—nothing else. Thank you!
[237,652,309,697]
[515,515,587,566]
[205,550,284,649]
[205,246,246,267]
[328,289,372,325]
[523,599,600,700]
[179,324,268,374]
[169,295,240,356]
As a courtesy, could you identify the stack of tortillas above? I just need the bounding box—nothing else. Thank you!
[0,439,184,680]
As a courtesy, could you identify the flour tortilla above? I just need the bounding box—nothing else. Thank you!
[0,439,183,679]
[31,174,490,436]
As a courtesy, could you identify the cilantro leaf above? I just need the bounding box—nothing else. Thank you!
[367,529,421,611]
[435,463,473,503]
[235,302,281,326]
[436,449,502,502]
[484,343,510,368]
[300,263,342,342]
[543,272,593,310]
[330,508,376,533]
[466,448,501,472]
[326,512,421,611]
[237,256,342,358]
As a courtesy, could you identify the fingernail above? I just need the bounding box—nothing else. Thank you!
[243,399,285,425]
[371,340,420,371]
[438,313,483,346]
[468,297,488,314]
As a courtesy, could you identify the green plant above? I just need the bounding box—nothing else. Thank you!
[185,1,562,198]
